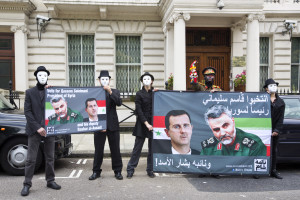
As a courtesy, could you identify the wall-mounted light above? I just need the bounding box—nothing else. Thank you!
[36,15,51,41]
[282,20,297,41]
[217,0,225,10]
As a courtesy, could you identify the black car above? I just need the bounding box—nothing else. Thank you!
[0,94,73,175]
[278,95,300,163]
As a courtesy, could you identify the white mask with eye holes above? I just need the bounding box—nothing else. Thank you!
[37,71,48,85]
[100,77,110,86]
[142,75,152,86]
[268,84,278,94]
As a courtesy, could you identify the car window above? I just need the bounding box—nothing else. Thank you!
[283,98,300,119]
[0,94,14,110]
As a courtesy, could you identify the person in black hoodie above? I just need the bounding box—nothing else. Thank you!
[264,78,285,179]
[21,66,61,196]
[127,72,155,179]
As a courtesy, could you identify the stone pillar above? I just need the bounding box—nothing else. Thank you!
[11,25,29,92]
[246,14,265,92]
[169,13,190,90]
[163,24,174,83]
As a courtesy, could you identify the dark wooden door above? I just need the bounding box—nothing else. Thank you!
[186,52,230,91]
[186,28,231,91]
[0,33,15,90]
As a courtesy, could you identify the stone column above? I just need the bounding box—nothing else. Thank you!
[163,24,174,84]
[11,25,29,92]
[246,14,265,92]
[169,13,190,90]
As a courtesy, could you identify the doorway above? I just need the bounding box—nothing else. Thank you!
[186,28,231,91]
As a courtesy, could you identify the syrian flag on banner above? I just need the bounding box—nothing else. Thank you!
[153,116,170,140]
[96,100,106,114]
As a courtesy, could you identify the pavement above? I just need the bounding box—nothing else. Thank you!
[71,132,149,158]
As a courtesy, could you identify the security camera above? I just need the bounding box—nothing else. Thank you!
[217,0,225,10]
[36,15,51,22]
[284,20,297,30]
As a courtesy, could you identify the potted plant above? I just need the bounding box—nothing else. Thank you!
[234,70,246,92]
[166,73,173,90]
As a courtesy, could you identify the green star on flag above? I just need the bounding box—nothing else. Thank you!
[155,130,161,136]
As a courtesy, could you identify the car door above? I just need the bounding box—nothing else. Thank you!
[278,96,300,159]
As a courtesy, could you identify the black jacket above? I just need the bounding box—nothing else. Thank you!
[133,86,153,138]
[271,93,285,134]
[24,86,45,136]
[105,88,122,131]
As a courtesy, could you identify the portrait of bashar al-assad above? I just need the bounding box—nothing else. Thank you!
[164,110,200,155]
[83,98,106,122]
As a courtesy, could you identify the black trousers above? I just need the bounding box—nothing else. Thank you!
[24,133,55,187]
[92,130,123,173]
[271,136,279,171]
[127,136,153,173]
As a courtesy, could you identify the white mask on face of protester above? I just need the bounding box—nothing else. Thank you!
[143,75,152,86]
[37,71,48,85]
[268,84,278,93]
[100,77,110,86]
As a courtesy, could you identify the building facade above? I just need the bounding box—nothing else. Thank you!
[0,0,299,100]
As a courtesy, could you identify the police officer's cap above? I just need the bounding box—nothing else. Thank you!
[98,70,111,79]
[202,67,216,76]
[34,66,50,76]
[140,72,154,82]
[263,78,279,89]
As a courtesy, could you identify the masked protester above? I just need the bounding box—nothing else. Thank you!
[192,66,222,92]
[89,70,123,181]
[21,66,61,196]
[259,78,285,179]
[127,72,155,179]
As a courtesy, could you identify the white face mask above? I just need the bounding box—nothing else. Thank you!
[100,77,110,86]
[37,71,48,85]
[268,84,278,93]
[143,75,152,86]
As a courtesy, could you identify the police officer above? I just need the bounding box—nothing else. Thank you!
[201,104,266,156]
[48,95,83,125]
[193,66,222,92]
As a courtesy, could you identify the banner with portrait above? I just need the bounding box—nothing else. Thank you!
[153,91,271,175]
[45,87,106,136]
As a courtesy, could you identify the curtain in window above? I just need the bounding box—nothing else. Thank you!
[259,37,269,91]
[116,36,141,96]
[68,35,95,87]
[291,38,300,92]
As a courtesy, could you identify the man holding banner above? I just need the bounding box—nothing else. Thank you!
[21,66,61,196]
[201,104,266,156]
[263,78,285,179]
[89,70,123,181]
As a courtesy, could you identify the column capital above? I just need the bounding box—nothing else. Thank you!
[231,17,247,32]
[247,14,265,23]
[10,25,30,34]
[168,12,190,24]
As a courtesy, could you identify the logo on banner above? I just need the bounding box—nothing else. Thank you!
[254,159,267,171]
[47,126,54,134]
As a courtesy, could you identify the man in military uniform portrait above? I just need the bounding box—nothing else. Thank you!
[200,104,266,156]
[48,95,83,125]
[193,66,222,92]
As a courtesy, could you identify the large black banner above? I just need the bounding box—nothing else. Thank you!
[45,87,106,135]
[153,91,271,175]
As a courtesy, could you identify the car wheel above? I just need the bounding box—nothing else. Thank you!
[0,137,43,176]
